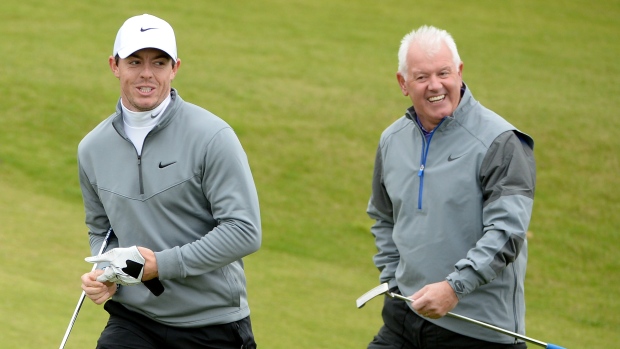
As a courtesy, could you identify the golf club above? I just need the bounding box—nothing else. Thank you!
[356,283,566,349]
[58,226,168,348]
[59,227,114,349]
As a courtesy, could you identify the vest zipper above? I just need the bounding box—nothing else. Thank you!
[416,119,444,209]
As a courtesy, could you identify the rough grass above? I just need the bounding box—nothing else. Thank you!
[1,0,619,348]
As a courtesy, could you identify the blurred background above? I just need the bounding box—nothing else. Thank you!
[0,0,618,348]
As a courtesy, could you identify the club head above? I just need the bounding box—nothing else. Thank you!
[356,283,390,308]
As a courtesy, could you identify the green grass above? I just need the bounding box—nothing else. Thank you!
[1,0,619,348]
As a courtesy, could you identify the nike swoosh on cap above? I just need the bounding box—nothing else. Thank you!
[140,27,158,32]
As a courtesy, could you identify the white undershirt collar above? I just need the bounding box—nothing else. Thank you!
[121,95,171,155]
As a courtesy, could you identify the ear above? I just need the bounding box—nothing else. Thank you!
[109,56,120,78]
[170,58,181,80]
[396,72,408,96]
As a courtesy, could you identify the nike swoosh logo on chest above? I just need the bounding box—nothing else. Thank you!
[447,153,468,162]
[158,161,177,168]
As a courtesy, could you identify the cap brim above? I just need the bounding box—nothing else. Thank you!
[116,46,177,61]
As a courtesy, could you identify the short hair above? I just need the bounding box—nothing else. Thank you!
[397,25,461,80]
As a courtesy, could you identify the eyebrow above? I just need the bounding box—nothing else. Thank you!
[411,65,453,75]
[414,64,453,71]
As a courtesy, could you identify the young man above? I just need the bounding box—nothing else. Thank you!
[78,14,261,348]
[366,25,536,348]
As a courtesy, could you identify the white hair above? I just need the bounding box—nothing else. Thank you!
[397,25,461,80]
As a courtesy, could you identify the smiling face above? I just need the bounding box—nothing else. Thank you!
[397,42,463,131]
[109,48,181,112]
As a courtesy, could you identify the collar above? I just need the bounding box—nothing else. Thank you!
[121,94,172,128]
[112,88,181,138]
[405,83,474,130]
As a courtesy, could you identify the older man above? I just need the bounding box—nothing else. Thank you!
[366,25,536,348]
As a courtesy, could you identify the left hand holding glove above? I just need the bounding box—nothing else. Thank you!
[85,246,145,286]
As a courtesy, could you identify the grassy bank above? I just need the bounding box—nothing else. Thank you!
[1,0,618,347]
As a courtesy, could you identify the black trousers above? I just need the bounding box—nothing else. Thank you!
[368,293,527,349]
[96,300,257,349]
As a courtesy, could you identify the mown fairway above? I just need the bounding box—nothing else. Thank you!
[1,0,618,348]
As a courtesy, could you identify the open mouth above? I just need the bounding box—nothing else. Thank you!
[138,87,154,93]
[428,95,445,103]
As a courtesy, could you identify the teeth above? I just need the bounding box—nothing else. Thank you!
[428,95,445,102]
[139,87,153,93]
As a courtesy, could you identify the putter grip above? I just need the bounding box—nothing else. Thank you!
[144,278,165,296]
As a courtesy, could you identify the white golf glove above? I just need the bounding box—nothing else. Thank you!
[85,246,145,286]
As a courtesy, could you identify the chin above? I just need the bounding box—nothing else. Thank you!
[433,108,454,119]
[135,100,157,110]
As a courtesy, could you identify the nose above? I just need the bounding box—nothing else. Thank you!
[140,64,154,79]
[427,75,441,91]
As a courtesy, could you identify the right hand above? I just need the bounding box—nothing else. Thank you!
[85,246,146,286]
[411,281,458,319]
[81,269,117,305]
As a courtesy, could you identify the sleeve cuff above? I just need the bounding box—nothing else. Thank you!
[154,246,183,280]
[446,267,484,300]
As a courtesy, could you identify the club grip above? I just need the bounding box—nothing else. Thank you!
[546,344,566,349]
[144,278,165,296]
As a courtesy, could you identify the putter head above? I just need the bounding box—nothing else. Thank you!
[356,283,390,308]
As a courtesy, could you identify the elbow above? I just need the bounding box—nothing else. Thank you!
[222,218,261,257]
[242,222,261,255]
[247,227,261,254]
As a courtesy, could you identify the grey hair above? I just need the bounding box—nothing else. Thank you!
[397,25,461,80]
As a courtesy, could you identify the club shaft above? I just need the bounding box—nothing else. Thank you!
[58,290,88,348]
[388,293,548,348]
[59,228,113,349]
[445,312,547,347]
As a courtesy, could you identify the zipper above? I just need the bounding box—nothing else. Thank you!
[511,263,519,337]
[135,127,157,196]
[137,155,144,194]
[416,118,444,209]
[112,113,152,196]
[134,128,156,195]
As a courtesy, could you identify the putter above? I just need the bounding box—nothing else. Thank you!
[356,283,566,349]
[59,227,114,349]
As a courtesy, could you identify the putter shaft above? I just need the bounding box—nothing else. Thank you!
[386,292,555,349]
[59,228,113,349]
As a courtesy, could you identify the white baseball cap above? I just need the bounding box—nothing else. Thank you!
[113,14,177,61]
